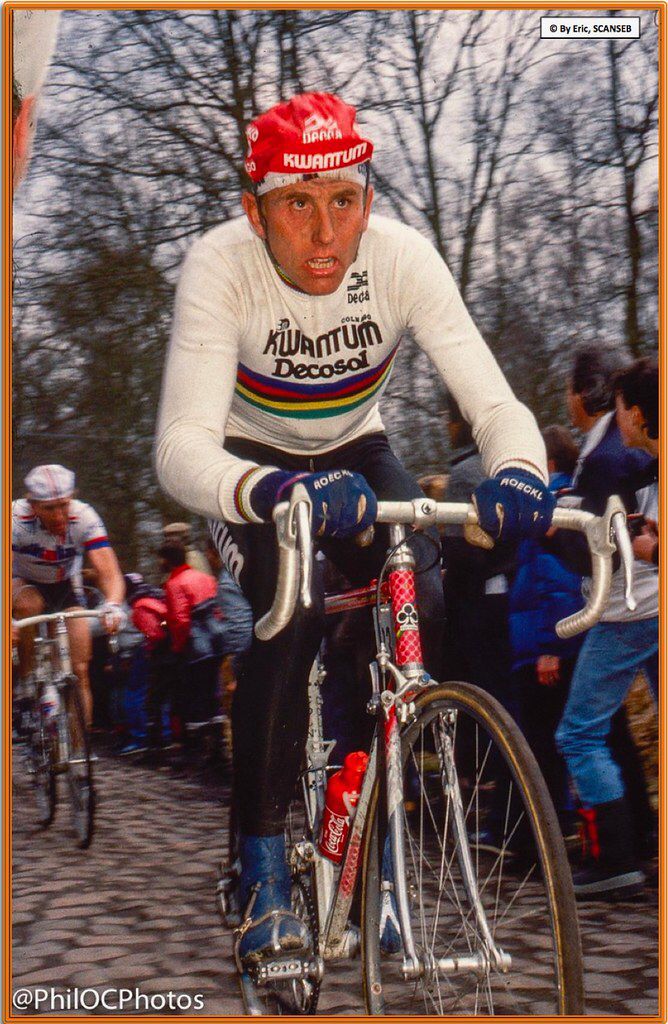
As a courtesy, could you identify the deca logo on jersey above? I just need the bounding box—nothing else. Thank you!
[347,271,370,305]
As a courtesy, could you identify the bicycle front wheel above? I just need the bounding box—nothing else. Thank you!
[361,682,583,1016]
[63,683,95,849]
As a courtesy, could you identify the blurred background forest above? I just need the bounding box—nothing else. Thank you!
[12,8,659,573]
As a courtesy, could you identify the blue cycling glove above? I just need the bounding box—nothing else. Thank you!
[470,467,555,547]
[250,468,377,539]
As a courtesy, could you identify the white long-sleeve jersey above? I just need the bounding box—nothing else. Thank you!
[156,213,547,523]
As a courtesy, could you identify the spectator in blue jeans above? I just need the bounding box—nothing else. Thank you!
[555,352,658,899]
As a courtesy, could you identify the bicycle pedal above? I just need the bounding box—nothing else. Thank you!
[251,954,323,986]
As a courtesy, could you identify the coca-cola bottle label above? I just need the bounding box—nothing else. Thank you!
[320,806,348,862]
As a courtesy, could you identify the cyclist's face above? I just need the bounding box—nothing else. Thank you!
[243,180,373,295]
[31,497,71,536]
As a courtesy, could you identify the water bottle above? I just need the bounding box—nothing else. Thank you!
[319,751,369,864]
[40,682,60,722]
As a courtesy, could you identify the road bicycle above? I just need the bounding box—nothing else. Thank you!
[13,606,110,849]
[218,492,634,1016]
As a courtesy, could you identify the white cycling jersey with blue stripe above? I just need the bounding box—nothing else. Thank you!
[12,498,110,584]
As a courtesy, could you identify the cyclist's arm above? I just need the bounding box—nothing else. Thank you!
[400,232,547,483]
[87,546,125,605]
[155,236,276,523]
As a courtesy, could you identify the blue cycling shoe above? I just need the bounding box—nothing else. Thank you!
[380,836,403,955]
[235,835,309,965]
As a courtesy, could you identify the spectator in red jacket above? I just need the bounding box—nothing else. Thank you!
[126,573,168,652]
[125,572,176,757]
[158,542,223,744]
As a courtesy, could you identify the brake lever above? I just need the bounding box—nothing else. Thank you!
[611,510,637,612]
[290,485,313,610]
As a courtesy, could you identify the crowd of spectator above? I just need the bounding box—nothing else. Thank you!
[90,522,253,770]
[87,351,658,901]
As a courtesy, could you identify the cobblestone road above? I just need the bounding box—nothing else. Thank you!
[12,748,659,1017]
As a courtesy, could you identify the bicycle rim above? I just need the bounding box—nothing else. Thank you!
[64,684,95,849]
[361,682,583,1016]
[31,705,56,827]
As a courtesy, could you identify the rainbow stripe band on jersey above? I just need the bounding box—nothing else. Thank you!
[233,466,265,523]
[234,343,399,420]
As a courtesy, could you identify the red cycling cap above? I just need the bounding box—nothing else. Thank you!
[245,92,373,195]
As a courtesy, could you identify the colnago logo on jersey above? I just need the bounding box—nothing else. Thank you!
[282,142,370,172]
[302,112,343,144]
[234,319,399,420]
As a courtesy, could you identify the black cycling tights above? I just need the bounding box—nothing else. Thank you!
[212,433,445,836]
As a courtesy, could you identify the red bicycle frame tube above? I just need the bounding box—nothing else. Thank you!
[388,567,423,668]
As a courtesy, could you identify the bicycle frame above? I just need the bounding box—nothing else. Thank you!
[296,521,441,970]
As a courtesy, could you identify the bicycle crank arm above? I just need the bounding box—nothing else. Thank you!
[402,948,512,981]
[250,955,324,986]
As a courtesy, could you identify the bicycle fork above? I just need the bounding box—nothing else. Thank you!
[434,713,511,977]
[383,701,420,976]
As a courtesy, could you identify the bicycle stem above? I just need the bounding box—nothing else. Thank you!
[54,616,73,677]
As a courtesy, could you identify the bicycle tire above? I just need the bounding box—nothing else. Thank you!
[30,703,56,828]
[361,681,584,1016]
[63,683,95,849]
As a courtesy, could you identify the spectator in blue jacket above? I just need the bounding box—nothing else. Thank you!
[509,425,583,833]
[555,349,657,899]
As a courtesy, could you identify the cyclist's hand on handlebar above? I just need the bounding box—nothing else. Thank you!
[467,468,555,548]
[250,468,377,538]
[100,602,126,634]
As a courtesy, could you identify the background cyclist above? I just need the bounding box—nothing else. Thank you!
[156,92,555,964]
[12,464,125,727]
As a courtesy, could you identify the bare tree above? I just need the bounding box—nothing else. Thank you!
[13,9,659,567]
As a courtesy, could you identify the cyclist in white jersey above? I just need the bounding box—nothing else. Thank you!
[156,93,556,963]
[12,464,125,726]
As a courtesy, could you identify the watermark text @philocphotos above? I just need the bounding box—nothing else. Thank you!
[13,987,205,1013]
